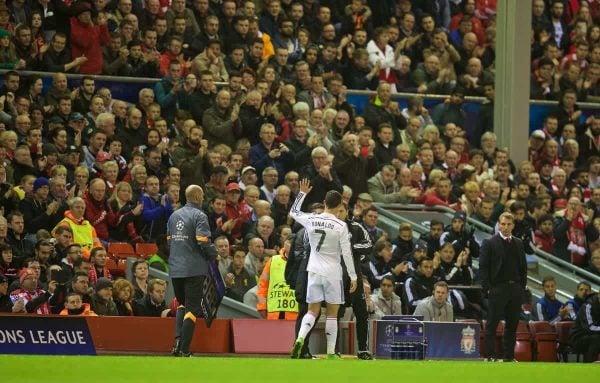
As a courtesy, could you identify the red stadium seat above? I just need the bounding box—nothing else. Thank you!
[136,243,158,259]
[106,257,126,278]
[514,321,533,362]
[108,242,136,260]
[528,321,558,362]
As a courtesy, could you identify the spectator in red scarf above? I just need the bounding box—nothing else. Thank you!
[88,246,112,286]
[10,267,57,314]
[83,178,119,244]
[554,197,589,266]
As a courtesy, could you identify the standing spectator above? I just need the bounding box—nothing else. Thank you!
[202,89,242,149]
[249,123,295,185]
[69,2,110,75]
[83,178,119,245]
[41,32,88,73]
[480,212,527,362]
[138,176,173,242]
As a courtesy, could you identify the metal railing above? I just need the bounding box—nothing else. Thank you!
[5,68,600,109]
[375,202,600,287]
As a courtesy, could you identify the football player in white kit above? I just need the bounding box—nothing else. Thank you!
[290,179,357,359]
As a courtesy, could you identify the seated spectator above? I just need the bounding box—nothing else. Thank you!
[10,268,57,314]
[131,259,149,300]
[433,242,473,286]
[569,292,600,363]
[0,243,17,284]
[424,177,459,209]
[566,281,592,320]
[371,275,402,319]
[365,240,407,290]
[67,271,92,306]
[391,223,415,265]
[534,276,569,324]
[414,281,454,322]
[404,257,439,314]
[0,273,16,312]
[419,219,444,259]
[439,211,480,260]
[52,197,102,258]
[91,277,118,316]
[59,292,97,316]
[244,237,267,281]
[88,247,112,286]
[133,278,171,317]
[224,245,257,303]
[113,278,135,316]
[588,249,600,276]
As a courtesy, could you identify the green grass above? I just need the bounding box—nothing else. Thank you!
[1,355,594,383]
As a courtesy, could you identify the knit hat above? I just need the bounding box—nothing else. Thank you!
[33,177,49,191]
[453,211,467,222]
[414,240,427,252]
[19,268,36,284]
[0,29,10,38]
[95,277,113,292]
[68,112,85,121]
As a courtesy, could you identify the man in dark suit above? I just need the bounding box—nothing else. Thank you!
[480,212,527,362]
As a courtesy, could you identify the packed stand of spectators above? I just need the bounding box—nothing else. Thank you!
[0,0,597,328]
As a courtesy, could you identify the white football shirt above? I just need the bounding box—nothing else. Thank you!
[290,191,357,281]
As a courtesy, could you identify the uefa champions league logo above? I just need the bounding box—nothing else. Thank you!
[176,220,185,232]
[386,325,394,337]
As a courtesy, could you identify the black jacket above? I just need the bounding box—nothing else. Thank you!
[133,294,168,317]
[479,235,527,293]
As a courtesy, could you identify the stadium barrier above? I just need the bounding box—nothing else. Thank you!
[3,70,600,136]
[0,314,231,355]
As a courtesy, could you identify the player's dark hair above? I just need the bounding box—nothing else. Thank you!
[324,190,342,209]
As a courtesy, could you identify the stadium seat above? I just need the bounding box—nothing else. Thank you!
[108,242,136,260]
[528,321,558,362]
[136,243,158,259]
[554,321,577,362]
[106,257,126,278]
[513,320,533,362]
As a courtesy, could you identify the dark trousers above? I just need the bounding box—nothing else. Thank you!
[574,334,600,363]
[337,280,369,353]
[172,276,205,353]
[485,282,522,360]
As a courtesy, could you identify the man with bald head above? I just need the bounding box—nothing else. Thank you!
[202,89,242,148]
[168,184,218,357]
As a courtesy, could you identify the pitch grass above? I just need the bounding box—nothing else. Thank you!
[1,355,594,383]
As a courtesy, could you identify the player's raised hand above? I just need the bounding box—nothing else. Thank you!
[299,179,312,194]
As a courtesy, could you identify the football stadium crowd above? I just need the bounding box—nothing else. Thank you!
[0,0,599,357]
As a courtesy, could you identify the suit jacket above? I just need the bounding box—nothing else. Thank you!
[479,235,527,292]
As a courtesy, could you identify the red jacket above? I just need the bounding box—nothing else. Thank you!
[224,200,252,241]
[70,17,110,74]
[83,192,120,241]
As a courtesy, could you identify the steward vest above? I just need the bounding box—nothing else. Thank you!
[60,218,94,252]
[148,254,170,273]
[267,255,297,313]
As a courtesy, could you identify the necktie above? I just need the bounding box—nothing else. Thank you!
[506,237,512,243]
